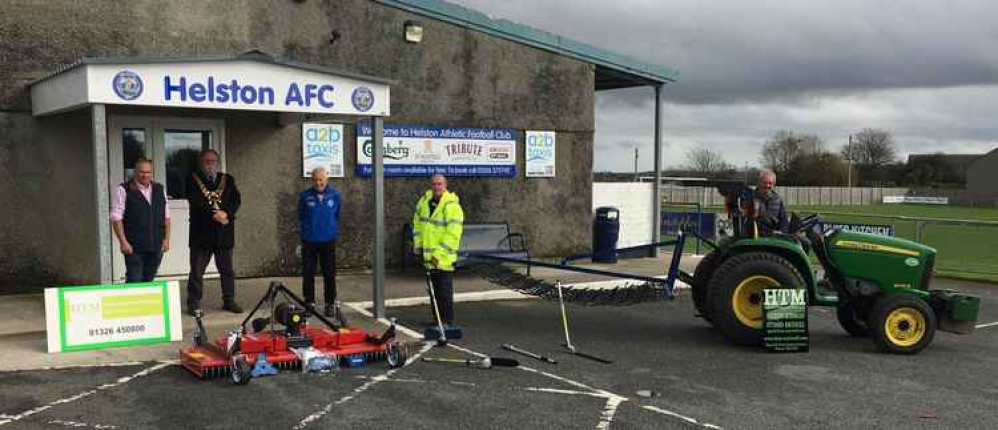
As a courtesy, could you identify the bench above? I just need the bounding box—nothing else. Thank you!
[404,221,531,270]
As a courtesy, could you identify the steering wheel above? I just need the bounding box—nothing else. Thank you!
[788,212,821,235]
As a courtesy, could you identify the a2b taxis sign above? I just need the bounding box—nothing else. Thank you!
[763,288,809,353]
[45,281,183,353]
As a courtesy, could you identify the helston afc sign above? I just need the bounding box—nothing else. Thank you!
[43,61,392,116]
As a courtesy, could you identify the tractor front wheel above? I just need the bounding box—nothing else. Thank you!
[836,302,870,337]
[707,252,805,346]
[869,294,936,354]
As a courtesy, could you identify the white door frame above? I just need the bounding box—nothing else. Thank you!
[107,115,226,281]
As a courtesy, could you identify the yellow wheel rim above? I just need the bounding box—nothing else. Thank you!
[732,275,779,329]
[884,307,926,347]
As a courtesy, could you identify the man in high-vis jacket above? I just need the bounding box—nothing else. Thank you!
[412,173,464,325]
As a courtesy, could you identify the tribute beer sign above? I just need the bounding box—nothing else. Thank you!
[356,123,516,177]
[762,287,809,352]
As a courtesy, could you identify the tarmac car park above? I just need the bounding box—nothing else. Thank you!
[1,270,995,430]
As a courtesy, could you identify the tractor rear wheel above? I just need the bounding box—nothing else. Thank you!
[692,250,723,322]
[836,302,870,337]
[869,294,936,354]
[707,252,805,346]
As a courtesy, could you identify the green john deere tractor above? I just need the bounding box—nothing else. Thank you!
[690,182,980,354]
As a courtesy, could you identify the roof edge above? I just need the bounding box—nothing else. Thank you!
[377,0,678,84]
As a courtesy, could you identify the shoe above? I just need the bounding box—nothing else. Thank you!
[186,301,201,317]
[222,300,244,314]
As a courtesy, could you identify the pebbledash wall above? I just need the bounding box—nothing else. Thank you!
[0,0,599,293]
[592,183,655,249]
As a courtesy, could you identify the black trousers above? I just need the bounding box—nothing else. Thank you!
[124,251,163,283]
[429,269,454,324]
[302,240,337,304]
[187,247,236,305]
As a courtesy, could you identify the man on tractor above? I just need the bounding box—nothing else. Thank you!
[754,169,788,236]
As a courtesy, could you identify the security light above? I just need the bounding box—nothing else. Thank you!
[404,20,424,43]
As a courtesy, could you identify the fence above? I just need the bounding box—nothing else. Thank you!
[660,185,909,206]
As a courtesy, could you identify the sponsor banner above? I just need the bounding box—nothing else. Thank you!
[819,222,894,237]
[884,196,949,205]
[356,123,516,177]
[525,130,556,177]
[302,123,345,178]
[45,281,183,353]
[660,212,717,239]
[763,287,809,353]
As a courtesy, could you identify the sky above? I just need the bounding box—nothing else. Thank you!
[448,0,998,171]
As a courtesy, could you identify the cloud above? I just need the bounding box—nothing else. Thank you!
[448,0,998,171]
[452,0,998,104]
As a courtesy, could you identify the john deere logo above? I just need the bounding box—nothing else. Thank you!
[351,86,374,112]
[112,71,143,100]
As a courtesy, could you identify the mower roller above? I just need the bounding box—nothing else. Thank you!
[179,281,408,383]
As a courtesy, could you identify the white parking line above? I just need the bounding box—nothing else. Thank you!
[291,342,434,429]
[46,419,119,429]
[976,322,998,329]
[596,397,625,430]
[642,405,724,429]
[522,387,614,398]
[347,301,721,430]
[0,361,174,427]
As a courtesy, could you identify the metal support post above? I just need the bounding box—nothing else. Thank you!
[651,84,663,258]
[91,104,111,283]
[372,116,385,318]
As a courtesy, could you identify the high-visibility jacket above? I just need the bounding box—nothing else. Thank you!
[412,190,464,271]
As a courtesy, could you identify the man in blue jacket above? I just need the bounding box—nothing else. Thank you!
[298,167,341,317]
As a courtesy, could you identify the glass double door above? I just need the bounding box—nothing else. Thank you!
[108,116,226,280]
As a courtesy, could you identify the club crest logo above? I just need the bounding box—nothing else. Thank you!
[112,70,143,100]
[351,86,374,112]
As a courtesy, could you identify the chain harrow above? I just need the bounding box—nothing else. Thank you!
[464,262,693,306]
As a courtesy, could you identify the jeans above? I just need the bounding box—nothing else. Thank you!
[124,251,164,283]
[302,240,337,304]
[186,247,236,306]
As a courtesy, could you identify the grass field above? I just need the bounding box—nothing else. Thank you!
[662,203,998,282]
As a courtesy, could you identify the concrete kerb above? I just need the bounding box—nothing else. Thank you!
[0,254,696,372]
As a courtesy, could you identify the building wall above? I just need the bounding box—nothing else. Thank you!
[966,150,998,195]
[0,0,595,290]
[592,183,654,249]
[0,111,99,293]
